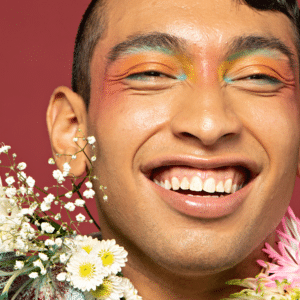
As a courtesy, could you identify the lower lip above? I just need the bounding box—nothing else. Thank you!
[150,179,253,219]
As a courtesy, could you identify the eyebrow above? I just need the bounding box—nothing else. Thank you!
[105,32,296,69]
[225,35,296,68]
[106,32,187,63]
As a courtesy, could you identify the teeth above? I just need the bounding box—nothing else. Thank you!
[216,181,224,193]
[231,183,238,193]
[171,177,180,190]
[154,176,243,195]
[224,179,233,193]
[203,178,216,193]
[190,176,203,191]
[180,177,190,190]
[165,180,172,190]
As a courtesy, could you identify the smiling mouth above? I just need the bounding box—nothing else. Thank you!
[150,166,251,197]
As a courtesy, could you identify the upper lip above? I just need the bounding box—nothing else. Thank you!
[141,154,261,179]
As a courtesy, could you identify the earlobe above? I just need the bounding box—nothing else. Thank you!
[46,86,89,177]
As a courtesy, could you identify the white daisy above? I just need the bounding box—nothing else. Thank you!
[66,250,107,292]
[75,235,102,254]
[121,278,143,300]
[91,239,128,275]
[85,275,124,300]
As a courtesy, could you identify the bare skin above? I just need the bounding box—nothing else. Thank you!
[47,0,300,299]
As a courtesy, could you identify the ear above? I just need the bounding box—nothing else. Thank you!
[46,86,89,177]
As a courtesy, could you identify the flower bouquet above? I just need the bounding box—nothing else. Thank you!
[224,207,300,300]
[0,132,142,300]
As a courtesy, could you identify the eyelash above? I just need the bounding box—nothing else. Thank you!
[126,71,175,81]
[241,74,282,85]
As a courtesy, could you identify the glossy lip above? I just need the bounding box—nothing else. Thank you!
[141,155,260,219]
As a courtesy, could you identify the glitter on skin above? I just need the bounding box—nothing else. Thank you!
[114,45,195,82]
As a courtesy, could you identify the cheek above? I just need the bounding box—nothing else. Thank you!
[88,81,171,162]
[234,88,300,170]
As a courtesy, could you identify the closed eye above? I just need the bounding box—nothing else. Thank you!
[127,71,176,81]
[241,74,282,85]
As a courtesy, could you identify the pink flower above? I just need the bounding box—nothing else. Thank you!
[257,207,300,288]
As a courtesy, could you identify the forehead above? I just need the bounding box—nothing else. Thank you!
[90,0,298,80]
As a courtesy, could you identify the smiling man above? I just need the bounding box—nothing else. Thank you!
[47,0,300,299]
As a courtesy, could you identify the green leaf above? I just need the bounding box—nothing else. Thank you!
[0,292,8,300]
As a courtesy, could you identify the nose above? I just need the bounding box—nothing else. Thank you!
[170,87,242,147]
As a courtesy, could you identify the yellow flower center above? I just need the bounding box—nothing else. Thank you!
[79,262,95,278]
[100,251,114,267]
[90,279,113,298]
[82,245,93,254]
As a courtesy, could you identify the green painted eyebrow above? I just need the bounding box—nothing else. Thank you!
[106,32,187,63]
[105,32,296,70]
[224,35,296,69]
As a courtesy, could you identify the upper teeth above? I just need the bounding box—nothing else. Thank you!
[154,176,242,194]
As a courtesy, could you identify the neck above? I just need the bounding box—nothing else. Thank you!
[121,234,274,300]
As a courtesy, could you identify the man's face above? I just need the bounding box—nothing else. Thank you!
[87,0,300,274]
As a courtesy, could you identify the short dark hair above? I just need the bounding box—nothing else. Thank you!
[71,0,107,109]
[71,0,300,109]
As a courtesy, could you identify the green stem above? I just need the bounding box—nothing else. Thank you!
[1,266,34,295]
[75,189,101,231]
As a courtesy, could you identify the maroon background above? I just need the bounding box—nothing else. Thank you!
[1,1,300,235]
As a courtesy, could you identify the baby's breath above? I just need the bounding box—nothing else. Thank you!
[0,134,135,300]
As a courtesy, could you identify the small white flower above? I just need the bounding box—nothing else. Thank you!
[14,260,24,270]
[39,253,48,261]
[40,268,47,275]
[33,259,44,269]
[17,171,27,181]
[72,155,77,160]
[54,213,61,220]
[17,162,27,170]
[19,186,27,195]
[103,195,108,201]
[41,222,55,234]
[48,158,55,165]
[83,189,95,199]
[0,145,11,154]
[73,137,79,142]
[85,181,93,189]
[41,201,51,212]
[55,238,62,247]
[91,156,96,162]
[76,213,86,223]
[26,176,35,188]
[75,199,85,207]
[44,193,55,204]
[63,162,71,173]
[57,272,67,281]
[65,191,73,199]
[53,170,65,183]
[29,272,39,279]
[5,187,17,197]
[45,239,55,247]
[87,136,96,145]
[60,253,69,264]
[64,202,75,212]
[5,176,15,185]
